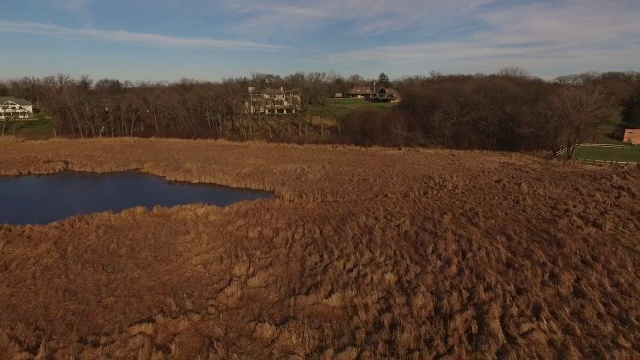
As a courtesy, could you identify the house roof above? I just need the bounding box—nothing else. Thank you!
[377,87,400,95]
[262,88,285,95]
[0,97,32,106]
[260,88,299,95]
[347,87,374,94]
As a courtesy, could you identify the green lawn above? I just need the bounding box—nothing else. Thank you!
[591,110,624,144]
[309,98,396,118]
[0,117,55,139]
[574,145,640,163]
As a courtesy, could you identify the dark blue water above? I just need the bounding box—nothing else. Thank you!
[0,172,273,225]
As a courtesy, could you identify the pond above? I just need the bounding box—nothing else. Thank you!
[0,171,273,225]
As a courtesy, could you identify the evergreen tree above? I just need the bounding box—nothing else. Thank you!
[378,73,390,87]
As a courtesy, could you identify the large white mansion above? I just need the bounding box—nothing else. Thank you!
[243,87,301,115]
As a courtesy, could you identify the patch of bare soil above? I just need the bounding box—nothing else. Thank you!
[0,137,639,359]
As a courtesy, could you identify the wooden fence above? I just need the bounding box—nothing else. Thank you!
[574,158,640,166]
[560,143,640,166]
[557,143,639,156]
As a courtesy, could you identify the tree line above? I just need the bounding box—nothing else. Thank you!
[1,69,639,156]
[341,70,640,157]
[0,72,346,139]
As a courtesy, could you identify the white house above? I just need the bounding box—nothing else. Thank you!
[243,87,301,115]
[0,97,33,120]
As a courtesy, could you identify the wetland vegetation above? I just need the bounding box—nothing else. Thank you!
[0,138,638,358]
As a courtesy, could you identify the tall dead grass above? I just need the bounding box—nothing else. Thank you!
[0,137,639,359]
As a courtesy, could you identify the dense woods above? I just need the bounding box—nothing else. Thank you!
[1,70,639,154]
[388,72,635,155]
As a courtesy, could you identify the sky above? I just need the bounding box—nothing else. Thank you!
[1,0,638,81]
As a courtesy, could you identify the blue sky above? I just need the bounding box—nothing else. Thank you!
[1,0,638,81]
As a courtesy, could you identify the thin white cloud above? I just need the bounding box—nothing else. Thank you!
[322,0,640,76]
[64,0,90,12]
[60,0,93,26]
[0,20,286,51]
[223,0,498,36]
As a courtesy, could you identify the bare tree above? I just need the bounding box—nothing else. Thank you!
[498,66,529,78]
[548,86,614,158]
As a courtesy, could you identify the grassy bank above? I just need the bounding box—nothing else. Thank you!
[574,145,640,162]
[0,116,55,139]
[309,98,395,119]
[0,138,638,359]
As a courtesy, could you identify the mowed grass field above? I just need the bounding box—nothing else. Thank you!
[574,145,640,162]
[1,117,55,139]
[309,98,396,118]
[0,138,639,359]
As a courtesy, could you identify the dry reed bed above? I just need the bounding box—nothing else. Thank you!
[0,137,639,359]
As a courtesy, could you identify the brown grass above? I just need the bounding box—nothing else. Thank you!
[0,137,639,359]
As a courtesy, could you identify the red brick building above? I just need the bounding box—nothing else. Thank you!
[623,129,640,145]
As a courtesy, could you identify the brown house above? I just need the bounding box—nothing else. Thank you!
[373,87,401,103]
[345,87,374,99]
[623,129,640,145]
[345,86,401,102]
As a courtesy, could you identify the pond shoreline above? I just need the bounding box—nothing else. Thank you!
[0,170,273,225]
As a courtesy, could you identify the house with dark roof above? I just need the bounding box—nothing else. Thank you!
[373,87,401,103]
[345,86,375,99]
[345,86,401,102]
[0,97,34,120]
